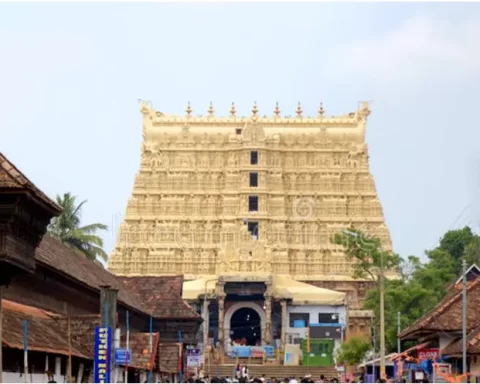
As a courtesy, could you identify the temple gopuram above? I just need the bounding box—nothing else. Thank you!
[108,101,394,368]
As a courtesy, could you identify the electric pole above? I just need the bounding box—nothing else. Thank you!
[379,252,386,379]
[462,259,467,375]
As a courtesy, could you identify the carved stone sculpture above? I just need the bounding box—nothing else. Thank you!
[109,102,393,293]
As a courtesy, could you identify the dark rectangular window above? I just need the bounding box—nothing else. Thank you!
[248,196,258,212]
[250,151,258,165]
[249,172,258,187]
[247,222,259,240]
[236,128,242,135]
[289,313,309,327]
[318,313,339,324]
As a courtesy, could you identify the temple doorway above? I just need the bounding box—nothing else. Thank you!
[230,307,261,346]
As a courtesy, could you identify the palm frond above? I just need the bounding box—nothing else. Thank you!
[78,223,108,234]
[48,192,109,263]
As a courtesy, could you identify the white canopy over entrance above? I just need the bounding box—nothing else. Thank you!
[182,274,346,305]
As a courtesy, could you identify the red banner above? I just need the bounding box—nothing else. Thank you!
[418,348,439,360]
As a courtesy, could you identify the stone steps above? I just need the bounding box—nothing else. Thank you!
[205,364,338,380]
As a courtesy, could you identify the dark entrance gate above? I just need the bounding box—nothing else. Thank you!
[230,308,261,346]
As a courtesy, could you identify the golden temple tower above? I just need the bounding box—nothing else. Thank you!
[108,101,392,315]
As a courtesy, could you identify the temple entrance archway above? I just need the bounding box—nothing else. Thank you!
[230,307,261,346]
[224,302,266,347]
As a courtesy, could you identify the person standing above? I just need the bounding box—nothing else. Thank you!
[242,365,249,380]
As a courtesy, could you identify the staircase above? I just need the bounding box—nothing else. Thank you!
[205,363,338,381]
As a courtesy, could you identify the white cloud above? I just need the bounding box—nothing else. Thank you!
[326,14,480,82]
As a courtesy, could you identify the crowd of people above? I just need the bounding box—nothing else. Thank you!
[184,374,340,383]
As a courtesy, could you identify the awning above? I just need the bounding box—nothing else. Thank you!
[182,274,346,305]
[182,277,217,300]
[392,341,432,361]
[359,353,398,367]
[270,275,346,305]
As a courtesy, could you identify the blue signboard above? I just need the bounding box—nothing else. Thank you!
[115,348,132,365]
[94,326,112,384]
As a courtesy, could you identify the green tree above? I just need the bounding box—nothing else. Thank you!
[439,226,475,270]
[336,336,371,366]
[48,192,109,262]
[360,226,480,353]
[464,235,480,266]
[332,228,401,282]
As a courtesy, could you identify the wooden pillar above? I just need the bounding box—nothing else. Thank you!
[281,299,288,351]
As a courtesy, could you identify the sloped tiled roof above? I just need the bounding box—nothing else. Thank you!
[55,314,102,359]
[441,326,480,355]
[2,300,89,359]
[158,343,181,373]
[399,278,480,340]
[36,236,148,315]
[0,152,61,214]
[119,276,200,320]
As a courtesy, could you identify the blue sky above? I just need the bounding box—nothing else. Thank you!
[1,2,480,260]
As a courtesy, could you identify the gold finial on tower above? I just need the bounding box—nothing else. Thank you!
[208,102,215,117]
[274,102,281,117]
[296,102,303,117]
[252,101,258,116]
[318,102,325,117]
[230,102,236,117]
[186,101,192,116]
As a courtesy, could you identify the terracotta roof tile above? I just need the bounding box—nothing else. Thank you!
[399,278,480,339]
[35,236,148,315]
[120,332,160,370]
[0,152,61,214]
[55,315,102,359]
[441,326,480,355]
[118,276,200,320]
[2,299,89,359]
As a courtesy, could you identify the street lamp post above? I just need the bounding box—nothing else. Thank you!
[343,230,386,379]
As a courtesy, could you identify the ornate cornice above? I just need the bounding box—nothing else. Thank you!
[139,101,371,131]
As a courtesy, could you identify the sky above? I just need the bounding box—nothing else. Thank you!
[1,2,480,261]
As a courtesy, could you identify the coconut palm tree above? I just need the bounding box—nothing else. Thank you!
[48,192,109,262]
